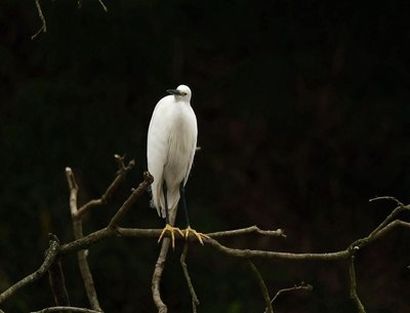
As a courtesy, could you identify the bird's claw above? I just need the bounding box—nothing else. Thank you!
[158,224,184,249]
[184,226,210,245]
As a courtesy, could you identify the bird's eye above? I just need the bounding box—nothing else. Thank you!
[182,92,187,96]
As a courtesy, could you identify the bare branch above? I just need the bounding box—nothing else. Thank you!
[65,167,101,312]
[348,256,366,313]
[31,0,47,40]
[351,200,410,250]
[369,196,405,207]
[31,307,102,313]
[152,238,171,313]
[207,237,351,261]
[208,226,285,238]
[75,156,135,219]
[248,261,273,313]
[97,0,108,12]
[60,214,410,262]
[48,258,70,307]
[4,168,409,313]
[0,237,59,304]
[108,171,153,228]
[76,0,108,12]
[266,281,313,312]
[180,243,200,313]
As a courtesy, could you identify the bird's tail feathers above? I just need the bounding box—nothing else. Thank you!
[150,182,163,217]
[151,182,180,224]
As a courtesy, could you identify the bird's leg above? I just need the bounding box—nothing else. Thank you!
[180,184,210,245]
[158,181,183,249]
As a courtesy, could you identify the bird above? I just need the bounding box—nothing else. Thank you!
[147,84,209,248]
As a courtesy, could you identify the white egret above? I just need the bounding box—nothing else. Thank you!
[147,84,208,248]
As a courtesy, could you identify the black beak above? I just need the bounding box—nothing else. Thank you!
[167,89,183,96]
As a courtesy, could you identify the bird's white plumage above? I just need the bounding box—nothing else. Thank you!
[147,85,197,221]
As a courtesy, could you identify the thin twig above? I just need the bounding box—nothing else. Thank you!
[266,282,313,313]
[31,0,47,40]
[75,155,135,219]
[48,258,71,307]
[0,237,59,304]
[208,226,285,238]
[65,168,102,312]
[97,0,108,12]
[351,200,410,250]
[248,260,273,313]
[31,307,102,313]
[270,282,313,303]
[180,242,200,313]
[108,171,153,228]
[369,196,405,207]
[348,256,366,313]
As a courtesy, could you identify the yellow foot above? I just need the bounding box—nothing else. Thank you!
[183,226,210,245]
[158,224,184,249]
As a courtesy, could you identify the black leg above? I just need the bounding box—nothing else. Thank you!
[180,183,191,227]
[163,181,170,225]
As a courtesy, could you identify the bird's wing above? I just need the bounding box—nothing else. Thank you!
[183,108,198,186]
[147,97,172,216]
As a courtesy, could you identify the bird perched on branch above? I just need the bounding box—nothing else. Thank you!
[147,84,209,248]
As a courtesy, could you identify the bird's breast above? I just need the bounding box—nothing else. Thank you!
[163,104,197,186]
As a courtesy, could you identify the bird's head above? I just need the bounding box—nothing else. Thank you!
[167,85,192,102]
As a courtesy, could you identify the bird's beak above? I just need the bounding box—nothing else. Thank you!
[167,89,183,96]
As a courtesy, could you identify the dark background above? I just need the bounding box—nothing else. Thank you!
[1,1,410,312]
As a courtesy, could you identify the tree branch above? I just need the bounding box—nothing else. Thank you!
[97,0,108,12]
[348,256,366,313]
[180,243,199,313]
[31,307,102,313]
[266,281,313,313]
[65,168,101,312]
[31,0,47,40]
[0,236,59,304]
[208,226,285,238]
[369,196,405,207]
[152,238,171,313]
[248,260,273,313]
[108,171,153,228]
[47,258,71,308]
[2,157,410,313]
[59,214,410,261]
[75,155,135,220]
